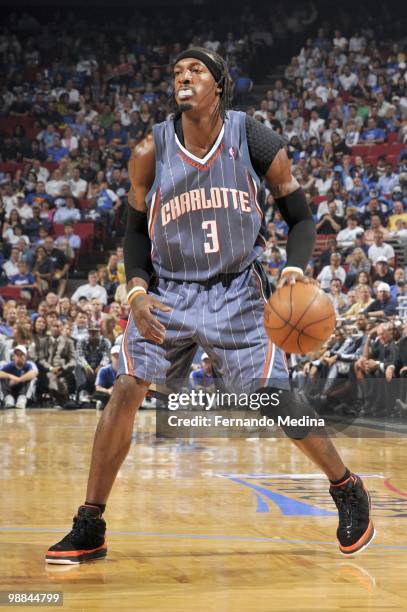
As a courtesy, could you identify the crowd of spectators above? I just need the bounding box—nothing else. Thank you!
[0,7,406,418]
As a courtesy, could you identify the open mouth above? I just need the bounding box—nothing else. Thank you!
[178,89,194,100]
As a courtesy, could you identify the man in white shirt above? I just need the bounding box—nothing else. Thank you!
[2,184,18,214]
[333,31,347,50]
[317,252,346,290]
[71,270,108,305]
[53,196,81,225]
[45,169,68,198]
[321,119,344,144]
[309,110,325,140]
[66,79,80,105]
[14,194,33,222]
[349,34,365,52]
[367,232,395,267]
[338,65,358,91]
[2,247,20,280]
[315,169,333,196]
[32,159,49,183]
[336,216,364,248]
[68,168,88,199]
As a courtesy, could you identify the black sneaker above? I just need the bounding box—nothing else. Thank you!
[330,473,375,555]
[45,505,107,564]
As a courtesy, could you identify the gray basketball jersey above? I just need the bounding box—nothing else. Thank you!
[145,110,266,281]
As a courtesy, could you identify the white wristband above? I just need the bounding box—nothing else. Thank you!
[280,266,304,278]
[127,286,147,302]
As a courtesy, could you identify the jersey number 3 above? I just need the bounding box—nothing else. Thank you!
[202,220,219,253]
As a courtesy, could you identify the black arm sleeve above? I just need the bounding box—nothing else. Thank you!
[245,115,287,177]
[275,188,316,272]
[124,206,153,284]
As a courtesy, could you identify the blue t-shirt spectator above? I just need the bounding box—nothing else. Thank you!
[95,364,116,389]
[1,360,35,377]
[46,144,69,162]
[191,368,214,388]
[360,127,385,143]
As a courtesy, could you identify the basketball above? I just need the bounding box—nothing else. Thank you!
[264,282,336,354]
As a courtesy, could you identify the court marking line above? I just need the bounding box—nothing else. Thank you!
[384,478,407,498]
[0,527,406,551]
[216,473,384,479]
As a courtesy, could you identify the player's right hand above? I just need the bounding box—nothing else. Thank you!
[131,294,171,344]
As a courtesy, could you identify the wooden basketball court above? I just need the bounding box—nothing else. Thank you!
[1,409,407,611]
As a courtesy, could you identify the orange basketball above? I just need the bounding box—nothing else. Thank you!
[264,282,336,354]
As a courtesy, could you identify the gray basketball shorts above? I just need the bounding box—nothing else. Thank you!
[117,263,289,393]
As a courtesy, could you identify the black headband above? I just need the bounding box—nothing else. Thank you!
[174,49,223,84]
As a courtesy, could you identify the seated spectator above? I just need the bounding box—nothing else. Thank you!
[391,268,405,298]
[0,345,38,409]
[363,282,398,317]
[55,223,81,252]
[315,201,343,235]
[46,135,69,163]
[377,164,399,196]
[89,298,104,326]
[336,215,364,248]
[26,181,54,207]
[267,247,286,284]
[2,247,21,280]
[97,265,116,300]
[388,201,407,231]
[344,285,373,317]
[61,127,78,153]
[43,236,70,297]
[191,353,214,390]
[76,323,111,404]
[45,169,68,199]
[367,231,395,267]
[53,196,81,225]
[327,278,349,315]
[39,319,76,408]
[100,314,122,345]
[93,344,120,410]
[13,194,34,223]
[360,118,385,144]
[71,270,108,305]
[319,236,338,268]
[94,180,121,232]
[317,252,346,290]
[271,210,288,239]
[25,205,48,243]
[364,216,391,244]
[372,256,395,286]
[355,323,395,417]
[71,310,89,343]
[0,306,18,338]
[68,167,88,199]
[10,261,37,295]
[3,219,30,247]
[346,247,371,279]
[32,245,54,294]
[57,297,71,321]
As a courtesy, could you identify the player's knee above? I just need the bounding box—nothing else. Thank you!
[109,375,149,411]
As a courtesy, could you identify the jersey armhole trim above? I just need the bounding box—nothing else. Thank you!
[145,124,163,204]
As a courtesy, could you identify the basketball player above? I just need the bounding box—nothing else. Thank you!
[46,49,374,563]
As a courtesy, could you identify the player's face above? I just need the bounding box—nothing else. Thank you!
[173,59,219,114]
